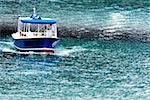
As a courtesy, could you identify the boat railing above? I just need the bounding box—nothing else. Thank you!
[18,31,56,38]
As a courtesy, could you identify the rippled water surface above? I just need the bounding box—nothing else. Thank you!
[1,0,150,30]
[1,0,150,41]
[1,0,150,99]
[0,37,150,99]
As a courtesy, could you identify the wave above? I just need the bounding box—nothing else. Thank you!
[2,0,150,10]
[0,41,13,45]
[0,44,86,57]
[58,26,150,42]
[1,25,150,42]
[55,46,87,56]
[1,0,150,42]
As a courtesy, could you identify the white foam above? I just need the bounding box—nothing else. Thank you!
[54,46,86,56]
[1,45,86,56]
[0,41,13,46]
[2,48,16,54]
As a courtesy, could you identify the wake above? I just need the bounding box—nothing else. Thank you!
[0,41,86,56]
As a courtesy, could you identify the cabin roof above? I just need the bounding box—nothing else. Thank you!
[20,18,57,24]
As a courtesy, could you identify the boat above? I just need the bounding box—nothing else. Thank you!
[12,8,59,53]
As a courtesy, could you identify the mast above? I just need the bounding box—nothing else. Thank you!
[31,7,37,19]
[33,7,36,16]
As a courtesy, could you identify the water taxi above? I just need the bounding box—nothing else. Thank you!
[12,8,59,53]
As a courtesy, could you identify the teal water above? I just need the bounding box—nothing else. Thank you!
[1,0,150,41]
[1,0,150,31]
[0,37,150,99]
[1,0,150,99]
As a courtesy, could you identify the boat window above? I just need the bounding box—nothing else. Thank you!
[19,22,56,34]
[39,25,46,32]
[30,24,38,32]
[47,24,52,30]
[19,23,30,32]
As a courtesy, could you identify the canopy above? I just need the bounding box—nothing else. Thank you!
[21,19,57,24]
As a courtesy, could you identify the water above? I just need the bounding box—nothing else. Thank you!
[1,0,150,32]
[0,37,150,99]
[1,0,150,40]
[1,0,150,99]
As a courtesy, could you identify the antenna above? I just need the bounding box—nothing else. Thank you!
[30,7,41,19]
[33,7,36,16]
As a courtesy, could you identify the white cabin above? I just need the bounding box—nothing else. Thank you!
[12,17,57,39]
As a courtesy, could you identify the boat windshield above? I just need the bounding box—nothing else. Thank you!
[19,23,53,33]
[17,21,57,38]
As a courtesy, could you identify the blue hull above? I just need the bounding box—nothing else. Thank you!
[14,38,59,51]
